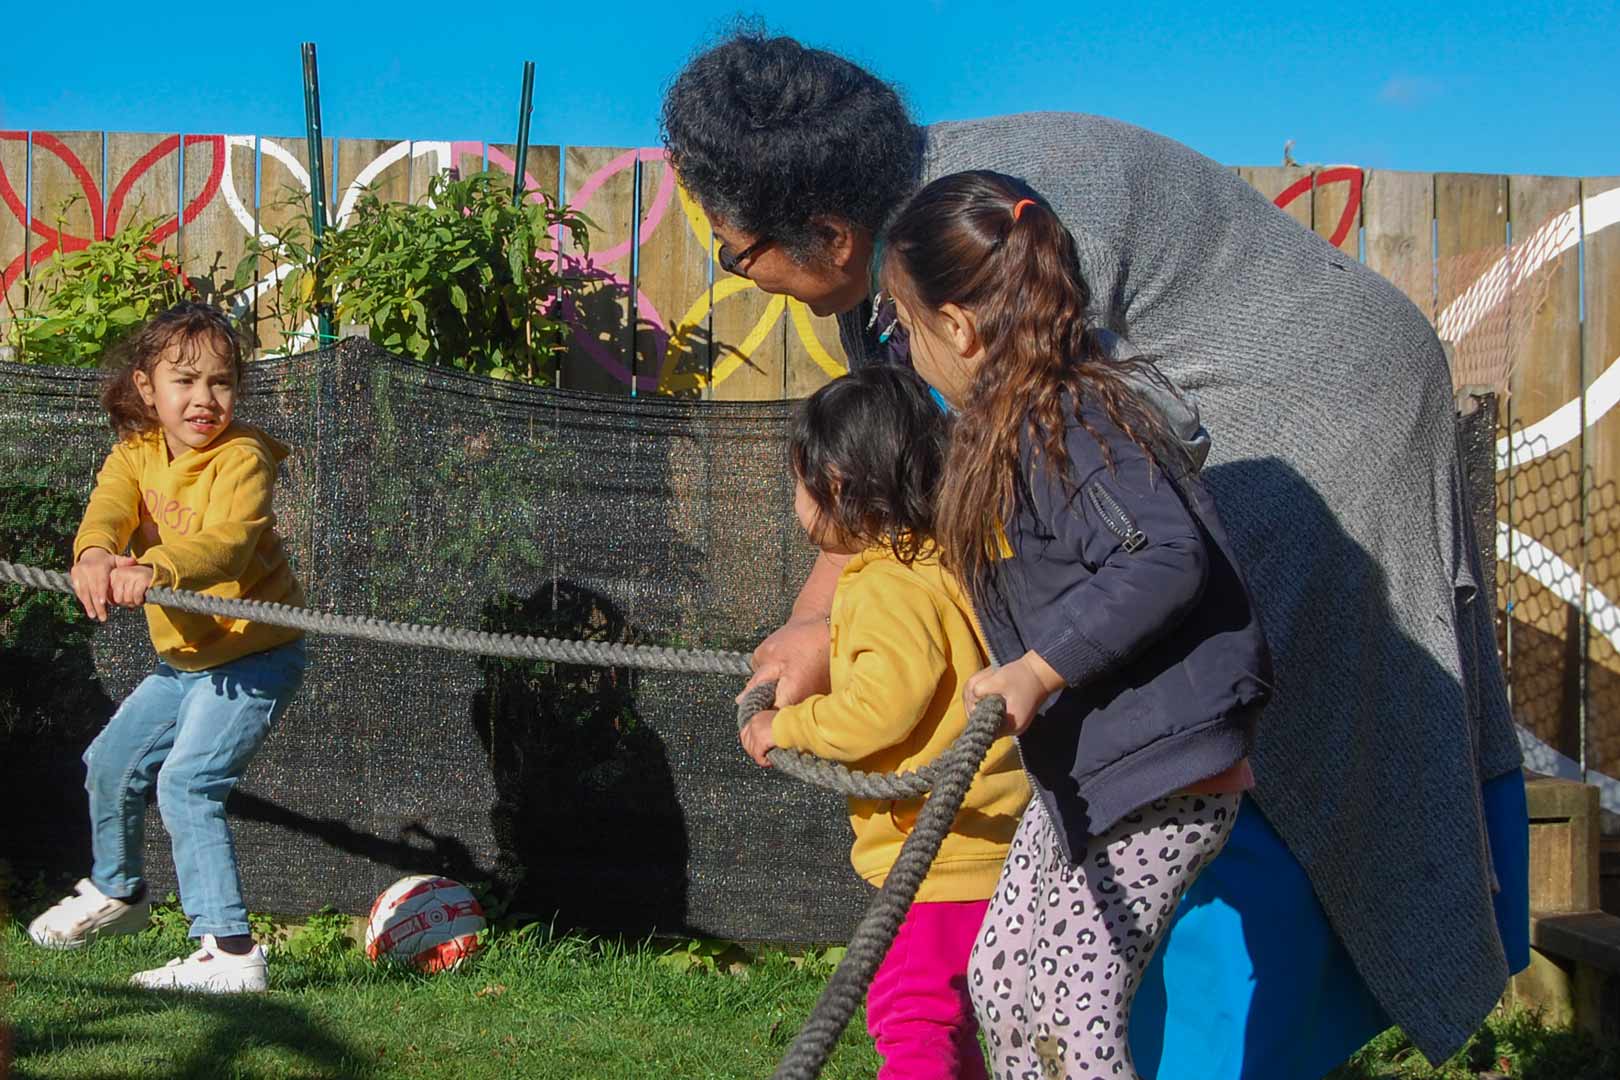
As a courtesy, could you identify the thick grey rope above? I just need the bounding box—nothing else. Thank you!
[737,679,959,801]
[737,682,1005,1080]
[4,556,1005,1079]
[0,559,751,676]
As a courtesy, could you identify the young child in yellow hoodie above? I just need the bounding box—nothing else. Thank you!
[740,365,1029,1080]
[28,302,306,994]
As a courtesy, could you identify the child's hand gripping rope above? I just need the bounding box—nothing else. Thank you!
[69,547,117,621]
[962,652,1066,737]
[70,550,155,620]
[108,556,155,609]
[740,708,779,766]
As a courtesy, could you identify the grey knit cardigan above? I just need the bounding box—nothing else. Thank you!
[838,112,1522,1063]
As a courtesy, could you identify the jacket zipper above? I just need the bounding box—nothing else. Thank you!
[1085,483,1147,553]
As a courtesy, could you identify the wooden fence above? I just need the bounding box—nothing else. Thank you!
[1,131,1617,817]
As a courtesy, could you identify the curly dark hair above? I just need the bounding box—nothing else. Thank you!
[660,25,924,261]
[101,301,246,440]
[789,364,946,565]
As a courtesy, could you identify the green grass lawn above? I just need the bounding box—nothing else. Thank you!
[2,909,880,1080]
[4,904,1616,1080]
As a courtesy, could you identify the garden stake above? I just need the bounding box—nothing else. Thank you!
[512,61,535,205]
[301,42,334,344]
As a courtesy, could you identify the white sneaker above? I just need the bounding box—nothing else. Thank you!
[27,879,150,949]
[130,934,268,993]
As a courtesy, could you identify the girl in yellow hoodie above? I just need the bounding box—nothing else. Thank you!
[741,365,1029,1079]
[27,302,305,995]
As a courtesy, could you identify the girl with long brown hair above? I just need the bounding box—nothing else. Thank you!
[882,170,1272,1079]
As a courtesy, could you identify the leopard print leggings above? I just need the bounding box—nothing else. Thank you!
[969,793,1241,1079]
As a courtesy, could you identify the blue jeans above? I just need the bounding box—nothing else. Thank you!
[84,639,306,939]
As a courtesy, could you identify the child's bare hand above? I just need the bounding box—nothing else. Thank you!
[108,557,155,608]
[964,652,1065,736]
[740,709,779,767]
[70,548,116,621]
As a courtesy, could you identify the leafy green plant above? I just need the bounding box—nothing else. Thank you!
[464,878,512,925]
[3,205,198,366]
[249,910,282,945]
[656,937,749,975]
[142,893,194,953]
[282,906,357,961]
[790,944,848,978]
[474,917,552,962]
[256,171,591,384]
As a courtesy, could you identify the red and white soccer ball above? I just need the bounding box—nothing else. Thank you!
[365,875,486,972]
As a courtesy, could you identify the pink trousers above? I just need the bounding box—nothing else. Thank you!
[866,898,992,1079]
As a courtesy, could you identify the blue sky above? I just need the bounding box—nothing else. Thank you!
[6,1,1617,176]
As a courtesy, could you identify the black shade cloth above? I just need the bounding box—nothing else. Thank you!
[0,343,1499,942]
[0,340,866,940]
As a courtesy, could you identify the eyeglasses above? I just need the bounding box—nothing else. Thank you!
[717,234,774,277]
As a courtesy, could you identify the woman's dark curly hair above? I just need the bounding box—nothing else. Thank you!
[660,25,924,261]
[790,364,946,565]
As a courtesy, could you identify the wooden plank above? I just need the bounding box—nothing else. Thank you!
[634,153,710,396]
[488,142,558,203]
[1237,165,1312,230]
[1363,169,1435,318]
[179,135,257,335]
[1508,175,1582,427]
[1434,173,1521,725]
[443,141,486,189]
[405,141,473,203]
[1583,175,1620,787]
[709,268,787,401]
[1525,776,1602,913]
[783,299,845,399]
[1436,172,1508,312]
[560,145,635,394]
[1311,165,1363,256]
[104,132,179,253]
[28,131,104,273]
[1503,175,1586,756]
[0,132,29,341]
[327,138,410,342]
[332,138,411,231]
[1434,174,1508,406]
[256,135,333,355]
[699,186,789,401]
[1530,912,1620,975]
